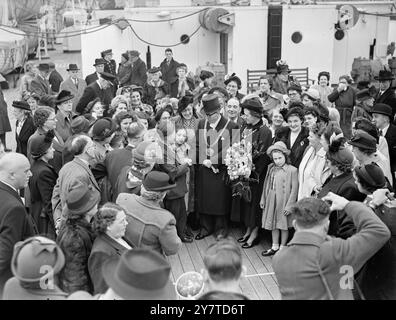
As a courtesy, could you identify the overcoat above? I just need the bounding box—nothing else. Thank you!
[15,115,35,157]
[159,58,180,84]
[375,87,396,119]
[0,87,11,134]
[60,77,87,112]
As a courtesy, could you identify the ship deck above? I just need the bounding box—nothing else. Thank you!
[167,229,281,300]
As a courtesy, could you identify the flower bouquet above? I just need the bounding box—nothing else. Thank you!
[224,140,255,202]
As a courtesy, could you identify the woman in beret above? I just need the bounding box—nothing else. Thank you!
[13,101,35,157]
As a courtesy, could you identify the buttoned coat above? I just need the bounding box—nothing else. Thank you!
[116,193,181,256]
[60,77,87,112]
[272,201,390,300]
[0,182,37,297]
[15,115,35,157]
[52,158,100,228]
[88,233,133,294]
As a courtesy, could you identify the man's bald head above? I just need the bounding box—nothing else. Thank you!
[0,152,32,189]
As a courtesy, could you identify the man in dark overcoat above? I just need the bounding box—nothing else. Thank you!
[0,153,38,298]
[85,58,105,85]
[126,50,147,87]
[195,94,239,240]
[374,69,396,121]
[160,48,180,85]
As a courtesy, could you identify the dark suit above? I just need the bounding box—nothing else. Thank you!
[104,145,134,193]
[385,124,396,174]
[30,74,54,107]
[0,181,37,297]
[85,72,99,86]
[15,115,35,157]
[75,81,114,115]
[275,126,310,168]
[126,58,147,87]
[375,88,396,119]
[170,77,195,98]
[88,234,133,294]
[49,69,64,93]
[160,58,180,85]
[29,160,58,240]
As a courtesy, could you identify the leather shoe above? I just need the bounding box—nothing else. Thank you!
[195,233,209,240]
[237,235,250,243]
[261,248,279,256]
[181,235,194,243]
[241,237,260,249]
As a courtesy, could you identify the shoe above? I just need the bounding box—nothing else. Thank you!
[195,233,209,240]
[261,248,279,256]
[181,235,194,243]
[241,237,260,249]
[237,235,250,243]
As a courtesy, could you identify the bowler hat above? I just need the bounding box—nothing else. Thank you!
[241,98,263,116]
[202,94,221,114]
[348,129,377,152]
[30,130,54,159]
[267,141,290,156]
[374,69,395,81]
[102,249,175,300]
[142,171,176,192]
[354,163,387,190]
[66,181,100,215]
[38,63,49,72]
[370,103,393,119]
[148,67,161,74]
[55,90,74,105]
[66,64,79,71]
[92,117,117,141]
[93,58,106,66]
[11,236,65,283]
[101,49,113,57]
[71,116,90,134]
[224,73,242,89]
[12,100,31,111]
[129,50,140,57]
[99,72,117,81]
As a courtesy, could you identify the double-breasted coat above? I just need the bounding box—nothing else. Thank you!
[29,159,58,240]
[60,77,87,112]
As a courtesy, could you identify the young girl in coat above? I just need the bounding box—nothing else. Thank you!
[260,141,299,256]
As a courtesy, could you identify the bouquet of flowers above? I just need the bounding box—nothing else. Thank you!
[224,139,254,201]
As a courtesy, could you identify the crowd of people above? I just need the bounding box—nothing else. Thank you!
[0,47,395,300]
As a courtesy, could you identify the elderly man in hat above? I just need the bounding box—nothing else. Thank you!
[85,58,105,85]
[124,50,147,87]
[374,69,396,120]
[68,249,176,300]
[0,152,38,297]
[48,62,63,93]
[371,103,396,184]
[30,63,56,108]
[195,94,239,240]
[272,194,390,300]
[3,236,67,300]
[55,90,77,142]
[143,66,169,108]
[117,171,182,256]
[349,129,393,186]
[52,135,101,232]
[60,64,87,112]
[76,72,115,115]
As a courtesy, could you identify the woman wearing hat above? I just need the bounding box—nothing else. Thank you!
[57,181,100,294]
[13,101,35,157]
[318,135,366,239]
[23,92,40,115]
[272,60,300,95]
[3,236,68,300]
[224,73,245,102]
[274,106,309,168]
[170,64,195,99]
[328,75,357,139]
[352,163,396,300]
[29,131,57,239]
[55,90,76,142]
[143,67,169,108]
[116,171,182,256]
[89,203,133,294]
[311,71,333,109]
[86,98,104,120]
[28,106,64,174]
[231,98,272,249]
[298,122,331,200]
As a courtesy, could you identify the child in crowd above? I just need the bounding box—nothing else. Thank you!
[260,141,299,256]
